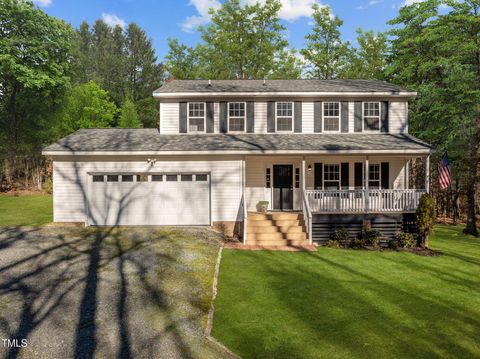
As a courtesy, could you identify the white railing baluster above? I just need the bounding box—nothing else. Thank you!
[304,188,427,213]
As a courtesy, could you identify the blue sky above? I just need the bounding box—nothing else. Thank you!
[34,0,417,62]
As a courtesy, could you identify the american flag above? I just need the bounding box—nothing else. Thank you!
[438,152,452,190]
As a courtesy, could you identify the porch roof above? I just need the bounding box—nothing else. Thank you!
[43,129,433,156]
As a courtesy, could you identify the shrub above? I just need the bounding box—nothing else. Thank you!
[416,193,435,248]
[393,232,416,248]
[328,228,351,248]
[356,229,381,247]
[43,178,53,194]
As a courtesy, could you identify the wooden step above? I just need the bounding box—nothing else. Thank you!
[247,239,309,246]
[248,219,304,227]
[247,225,305,234]
[248,212,303,221]
[247,232,307,241]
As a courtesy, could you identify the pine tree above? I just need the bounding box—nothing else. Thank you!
[118,100,142,128]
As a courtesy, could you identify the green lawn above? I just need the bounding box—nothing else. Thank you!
[0,194,53,226]
[212,225,480,359]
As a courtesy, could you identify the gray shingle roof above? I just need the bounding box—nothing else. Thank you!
[153,79,412,94]
[43,129,432,154]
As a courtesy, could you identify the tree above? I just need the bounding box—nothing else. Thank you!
[343,29,388,80]
[118,100,141,128]
[300,4,351,79]
[388,0,480,236]
[0,0,74,187]
[165,0,301,79]
[55,81,117,137]
[416,193,435,248]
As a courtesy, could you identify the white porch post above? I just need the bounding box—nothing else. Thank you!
[404,159,409,189]
[425,155,430,193]
[301,159,306,192]
[242,157,247,244]
[365,157,369,212]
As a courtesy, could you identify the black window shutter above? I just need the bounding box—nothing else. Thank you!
[267,101,275,133]
[206,102,214,133]
[381,101,389,132]
[219,102,227,133]
[314,163,323,189]
[381,162,390,189]
[341,163,349,189]
[179,102,187,133]
[314,101,322,132]
[294,101,302,132]
[354,162,363,188]
[247,101,254,133]
[354,101,362,132]
[341,101,349,133]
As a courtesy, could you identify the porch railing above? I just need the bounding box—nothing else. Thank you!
[305,189,427,213]
[302,191,313,244]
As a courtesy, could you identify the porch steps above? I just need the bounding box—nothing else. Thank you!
[246,212,309,246]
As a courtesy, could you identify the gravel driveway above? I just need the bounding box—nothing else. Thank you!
[0,226,235,359]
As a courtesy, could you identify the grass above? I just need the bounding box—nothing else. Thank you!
[212,225,480,359]
[0,193,53,226]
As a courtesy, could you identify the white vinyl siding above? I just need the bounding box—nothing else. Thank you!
[159,100,409,134]
[52,156,242,223]
[302,102,314,133]
[254,102,267,133]
[348,101,355,133]
[159,102,179,134]
[389,101,408,133]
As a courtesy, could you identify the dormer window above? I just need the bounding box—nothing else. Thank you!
[363,102,380,131]
[276,102,293,132]
[188,102,205,132]
[323,102,340,132]
[228,102,245,132]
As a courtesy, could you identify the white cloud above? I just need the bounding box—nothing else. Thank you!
[243,0,326,21]
[32,0,52,7]
[402,0,425,6]
[101,13,126,29]
[181,0,221,33]
[357,0,383,10]
[181,0,327,32]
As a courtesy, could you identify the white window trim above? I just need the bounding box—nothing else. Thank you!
[187,102,206,133]
[323,163,341,190]
[368,163,381,188]
[362,101,381,133]
[275,101,294,133]
[227,101,246,133]
[323,102,341,133]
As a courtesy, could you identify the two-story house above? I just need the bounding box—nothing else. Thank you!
[43,79,433,246]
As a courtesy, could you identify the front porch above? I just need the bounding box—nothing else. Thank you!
[240,153,430,245]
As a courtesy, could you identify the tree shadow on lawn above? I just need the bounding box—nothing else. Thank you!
[224,249,480,359]
[0,226,230,359]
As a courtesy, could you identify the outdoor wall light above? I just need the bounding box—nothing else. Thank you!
[307,164,312,173]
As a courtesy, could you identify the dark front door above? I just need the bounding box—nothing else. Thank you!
[273,165,293,210]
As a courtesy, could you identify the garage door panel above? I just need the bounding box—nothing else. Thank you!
[88,173,210,226]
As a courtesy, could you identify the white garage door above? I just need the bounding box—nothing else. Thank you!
[87,173,210,226]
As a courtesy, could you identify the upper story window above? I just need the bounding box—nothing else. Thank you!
[368,164,380,189]
[324,164,340,190]
[323,102,340,132]
[276,102,293,132]
[228,102,245,132]
[188,102,205,132]
[363,102,380,131]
